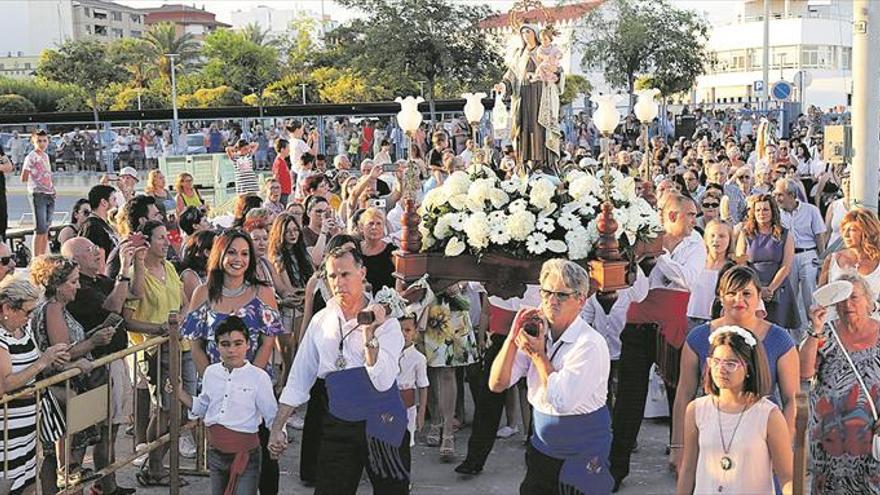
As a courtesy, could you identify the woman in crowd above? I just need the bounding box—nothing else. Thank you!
[687,219,734,326]
[144,170,176,221]
[181,229,283,494]
[800,274,880,494]
[174,172,206,214]
[357,207,396,293]
[695,191,722,233]
[735,194,800,329]
[267,212,313,387]
[121,221,189,487]
[670,265,798,471]
[819,208,880,297]
[179,230,217,302]
[302,195,343,264]
[824,175,852,250]
[29,255,115,487]
[0,277,68,495]
[677,326,792,494]
[231,194,263,230]
[303,174,342,211]
[226,139,261,196]
[56,198,91,247]
[243,209,295,302]
[263,178,285,218]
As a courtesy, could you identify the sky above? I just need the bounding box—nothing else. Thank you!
[116,0,741,26]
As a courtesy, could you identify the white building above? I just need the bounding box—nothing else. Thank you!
[229,4,337,40]
[695,0,853,110]
[0,1,75,59]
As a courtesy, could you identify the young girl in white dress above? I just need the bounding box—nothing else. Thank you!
[677,326,793,494]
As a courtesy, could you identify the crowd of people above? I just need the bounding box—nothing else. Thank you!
[0,100,876,495]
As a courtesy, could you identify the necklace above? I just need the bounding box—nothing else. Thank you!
[336,315,360,370]
[222,282,249,298]
[714,397,749,492]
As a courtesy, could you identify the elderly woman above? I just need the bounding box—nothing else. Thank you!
[358,207,396,294]
[29,255,116,488]
[800,274,880,494]
[489,259,613,493]
[670,265,799,471]
[735,194,800,329]
[820,208,880,296]
[0,278,69,495]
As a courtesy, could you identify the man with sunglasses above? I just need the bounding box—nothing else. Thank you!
[0,243,14,281]
[488,259,613,494]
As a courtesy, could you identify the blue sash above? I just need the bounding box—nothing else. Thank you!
[325,367,409,481]
[531,407,613,495]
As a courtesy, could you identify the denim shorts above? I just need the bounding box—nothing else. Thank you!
[30,192,55,234]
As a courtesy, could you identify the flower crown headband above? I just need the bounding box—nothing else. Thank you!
[708,325,757,348]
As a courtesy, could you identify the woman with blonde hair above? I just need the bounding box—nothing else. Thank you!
[143,170,175,220]
[358,207,396,293]
[687,219,734,326]
[174,172,205,214]
[735,193,799,329]
[819,207,880,298]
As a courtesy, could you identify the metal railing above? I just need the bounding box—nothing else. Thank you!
[0,320,201,494]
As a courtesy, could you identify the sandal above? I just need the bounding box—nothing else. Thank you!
[426,424,441,447]
[440,434,455,461]
[135,465,189,488]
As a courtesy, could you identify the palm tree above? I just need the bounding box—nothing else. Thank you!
[241,22,279,47]
[143,22,201,80]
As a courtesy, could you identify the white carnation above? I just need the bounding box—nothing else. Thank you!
[463,212,491,250]
[529,178,556,210]
[433,213,454,239]
[507,210,536,241]
[445,171,471,195]
[508,198,529,213]
[565,227,592,260]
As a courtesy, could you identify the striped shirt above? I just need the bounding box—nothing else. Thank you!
[233,156,260,196]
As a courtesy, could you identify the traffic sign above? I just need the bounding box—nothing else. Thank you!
[771,81,793,101]
[753,80,764,93]
[794,71,813,88]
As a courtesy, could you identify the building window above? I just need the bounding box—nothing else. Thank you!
[24,63,30,69]
[132,30,142,38]
[93,10,107,20]
[842,47,852,70]
[112,11,122,21]
[83,8,90,17]
[94,25,107,36]
[130,14,141,23]
[84,25,92,34]
[0,64,4,70]
[112,28,123,38]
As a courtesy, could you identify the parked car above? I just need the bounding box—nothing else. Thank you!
[186,133,207,155]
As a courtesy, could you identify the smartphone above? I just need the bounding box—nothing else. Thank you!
[522,316,543,337]
[357,310,375,325]
[368,198,386,209]
[87,313,124,337]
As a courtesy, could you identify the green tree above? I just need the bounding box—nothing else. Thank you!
[0,94,37,114]
[241,22,279,47]
[38,39,125,165]
[335,0,503,120]
[202,30,280,115]
[560,74,592,106]
[108,38,157,109]
[0,77,80,112]
[143,22,201,81]
[577,0,710,109]
[180,86,243,108]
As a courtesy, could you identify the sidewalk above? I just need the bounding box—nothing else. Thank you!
[7,172,105,195]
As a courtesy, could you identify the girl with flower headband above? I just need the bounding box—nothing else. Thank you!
[677,326,793,494]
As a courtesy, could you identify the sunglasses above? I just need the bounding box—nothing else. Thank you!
[702,202,720,209]
[0,256,12,266]
[539,288,577,302]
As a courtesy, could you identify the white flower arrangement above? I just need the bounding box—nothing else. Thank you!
[708,325,758,347]
[418,168,662,262]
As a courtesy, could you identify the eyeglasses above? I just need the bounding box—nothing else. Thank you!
[0,256,13,266]
[737,175,752,181]
[702,202,720,209]
[708,357,744,373]
[539,288,577,302]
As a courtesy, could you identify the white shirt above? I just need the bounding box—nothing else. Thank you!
[189,362,277,434]
[580,268,643,360]
[290,137,311,176]
[507,316,609,416]
[279,298,404,409]
[634,230,706,301]
[779,200,826,249]
[397,345,429,391]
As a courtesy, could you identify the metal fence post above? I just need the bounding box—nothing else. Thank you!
[168,312,181,495]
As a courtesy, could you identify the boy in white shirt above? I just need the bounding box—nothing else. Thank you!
[170,316,277,495]
[397,315,428,447]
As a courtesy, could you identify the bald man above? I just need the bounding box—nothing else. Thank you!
[60,237,136,495]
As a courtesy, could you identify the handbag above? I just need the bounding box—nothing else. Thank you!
[826,323,880,461]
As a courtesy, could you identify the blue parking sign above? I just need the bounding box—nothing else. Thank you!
[771,81,792,101]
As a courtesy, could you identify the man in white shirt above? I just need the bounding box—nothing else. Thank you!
[610,193,706,491]
[269,246,409,494]
[488,259,613,494]
[774,177,826,340]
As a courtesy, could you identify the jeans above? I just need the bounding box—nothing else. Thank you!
[791,250,820,342]
[208,446,261,495]
[29,192,55,234]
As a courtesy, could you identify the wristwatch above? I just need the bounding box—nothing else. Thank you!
[116,275,131,283]
[365,336,380,349]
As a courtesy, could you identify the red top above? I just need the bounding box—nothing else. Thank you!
[488,305,517,336]
[272,155,292,194]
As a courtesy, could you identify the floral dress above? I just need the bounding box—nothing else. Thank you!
[809,336,880,494]
[181,296,283,371]
[420,300,477,368]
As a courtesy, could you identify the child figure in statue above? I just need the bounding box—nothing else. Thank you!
[535,26,562,84]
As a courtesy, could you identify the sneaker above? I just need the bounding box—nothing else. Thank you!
[179,435,197,459]
[132,443,149,468]
[496,425,519,439]
[287,412,304,430]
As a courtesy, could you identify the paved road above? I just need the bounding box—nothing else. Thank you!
[108,417,677,494]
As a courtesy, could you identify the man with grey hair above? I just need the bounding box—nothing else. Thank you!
[774,177,826,340]
[489,259,613,494]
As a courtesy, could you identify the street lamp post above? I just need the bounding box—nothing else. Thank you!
[634,88,660,206]
[301,84,308,105]
[395,96,425,253]
[462,92,487,170]
[166,53,180,155]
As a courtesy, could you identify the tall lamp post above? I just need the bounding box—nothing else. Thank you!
[395,96,425,253]
[462,92,487,169]
[634,88,660,206]
[166,53,180,155]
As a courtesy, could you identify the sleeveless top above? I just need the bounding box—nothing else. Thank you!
[179,190,203,208]
[693,396,776,495]
[687,323,794,405]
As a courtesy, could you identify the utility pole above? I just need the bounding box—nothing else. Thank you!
[762,0,770,112]
[300,84,307,104]
[851,0,880,210]
[167,53,180,155]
